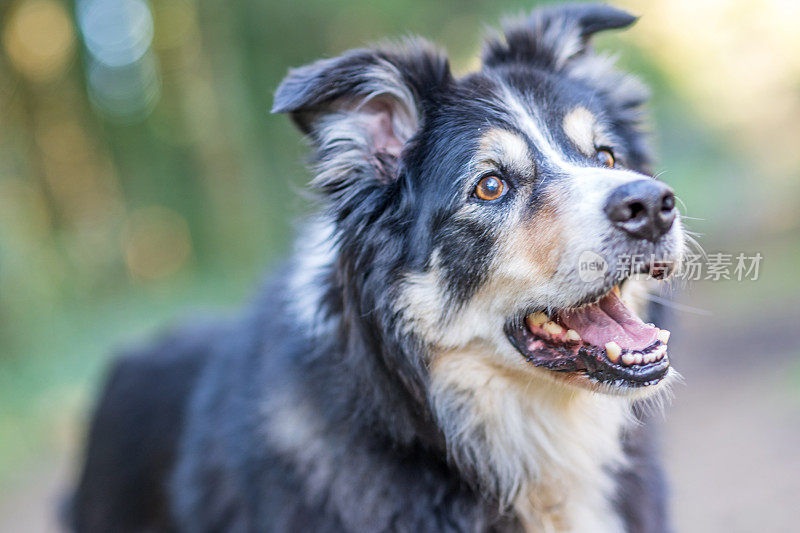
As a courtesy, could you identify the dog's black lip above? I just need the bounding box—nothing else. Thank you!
[504,319,670,387]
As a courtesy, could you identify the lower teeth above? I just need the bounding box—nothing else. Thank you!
[607,341,668,367]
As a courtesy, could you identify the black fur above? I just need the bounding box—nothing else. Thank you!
[70,5,673,532]
[69,322,216,531]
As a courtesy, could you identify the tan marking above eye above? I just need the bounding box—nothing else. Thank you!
[562,107,597,156]
[475,175,505,201]
[476,128,533,176]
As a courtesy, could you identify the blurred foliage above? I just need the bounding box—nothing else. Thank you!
[0,0,798,489]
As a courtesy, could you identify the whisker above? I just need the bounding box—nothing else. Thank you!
[630,291,712,316]
[683,233,707,259]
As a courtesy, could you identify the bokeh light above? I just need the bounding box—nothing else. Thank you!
[77,0,161,122]
[86,53,161,121]
[77,0,153,67]
[2,0,76,82]
[121,206,192,281]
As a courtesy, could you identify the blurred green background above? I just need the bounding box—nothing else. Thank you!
[0,0,798,531]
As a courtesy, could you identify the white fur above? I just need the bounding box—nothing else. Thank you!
[287,217,339,336]
[429,345,631,533]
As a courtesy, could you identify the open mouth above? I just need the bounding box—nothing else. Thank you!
[505,287,671,388]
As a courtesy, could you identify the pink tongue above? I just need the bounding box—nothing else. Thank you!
[558,291,657,351]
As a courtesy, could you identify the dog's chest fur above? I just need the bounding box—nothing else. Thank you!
[430,345,630,532]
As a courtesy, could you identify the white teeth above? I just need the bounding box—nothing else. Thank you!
[605,342,621,363]
[527,312,548,327]
[618,346,668,367]
[543,321,564,336]
[656,329,671,344]
[652,345,667,360]
[566,329,581,341]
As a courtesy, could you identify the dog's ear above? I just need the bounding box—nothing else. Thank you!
[272,40,450,191]
[482,3,637,70]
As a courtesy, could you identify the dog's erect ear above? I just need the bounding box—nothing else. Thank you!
[482,3,637,70]
[272,40,450,190]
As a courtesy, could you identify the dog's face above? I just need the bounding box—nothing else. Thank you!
[274,5,684,397]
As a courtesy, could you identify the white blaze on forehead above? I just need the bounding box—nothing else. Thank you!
[496,84,651,215]
[497,84,569,169]
[497,85,620,181]
[563,106,597,156]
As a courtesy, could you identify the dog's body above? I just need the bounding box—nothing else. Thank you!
[71,5,684,532]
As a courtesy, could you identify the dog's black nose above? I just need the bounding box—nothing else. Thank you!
[604,180,676,242]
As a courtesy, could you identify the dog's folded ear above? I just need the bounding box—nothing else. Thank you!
[272,40,450,190]
[482,3,637,70]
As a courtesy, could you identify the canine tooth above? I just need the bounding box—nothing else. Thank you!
[621,352,635,366]
[543,321,564,336]
[612,285,621,296]
[566,329,581,341]
[656,329,671,344]
[605,342,621,363]
[527,312,548,327]
[633,353,643,365]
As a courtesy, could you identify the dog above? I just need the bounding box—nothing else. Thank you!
[69,4,685,532]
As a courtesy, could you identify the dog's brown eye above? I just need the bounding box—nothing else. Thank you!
[596,148,615,168]
[474,176,506,201]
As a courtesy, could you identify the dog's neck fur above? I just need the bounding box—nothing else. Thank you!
[287,220,631,532]
[429,344,630,532]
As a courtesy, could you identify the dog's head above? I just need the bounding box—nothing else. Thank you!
[273,4,684,398]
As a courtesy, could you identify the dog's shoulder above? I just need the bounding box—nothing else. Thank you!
[164,283,520,532]
[68,318,231,532]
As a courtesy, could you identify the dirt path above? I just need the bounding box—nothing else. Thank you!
[0,454,67,532]
[664,302,800,533]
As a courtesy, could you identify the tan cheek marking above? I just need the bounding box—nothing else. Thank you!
[563,107,597,156]
[499,194,566,279]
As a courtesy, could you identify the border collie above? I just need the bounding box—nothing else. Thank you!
[70,4,684,532]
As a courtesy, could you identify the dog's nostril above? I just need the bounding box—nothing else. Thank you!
[661,192,675,212]
[626,201,646,221]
